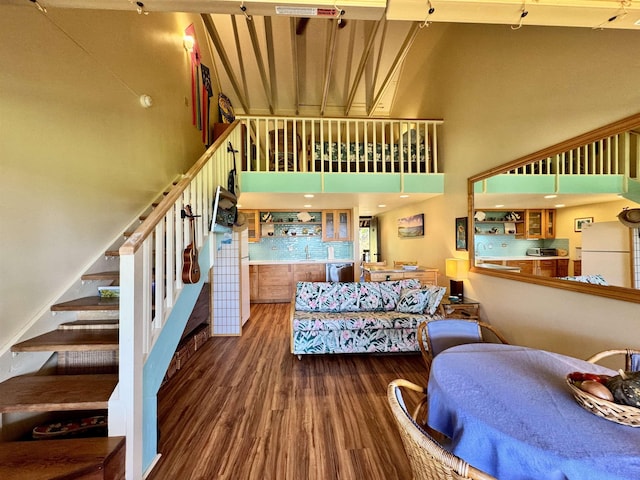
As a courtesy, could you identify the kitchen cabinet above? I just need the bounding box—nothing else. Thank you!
[249,265,259,301]
[256,264,293,303]
[536,259,557,277]
[556,259,569,277]
[506,260,535,275]
[525,209,556,239]
[322,210,351,241]
[574,260,582,276]
[240,210,260,243]
[293,263,326,283]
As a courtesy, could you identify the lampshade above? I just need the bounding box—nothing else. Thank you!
[445,258,469,280]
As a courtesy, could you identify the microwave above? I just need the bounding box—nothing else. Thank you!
[526,248,557,257]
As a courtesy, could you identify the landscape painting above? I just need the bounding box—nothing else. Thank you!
[398,213,424,238]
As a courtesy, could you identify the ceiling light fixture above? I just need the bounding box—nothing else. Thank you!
[304,204,312,208]
[304,194,314,198]
[240,1,252,20]
[544,195,557,199]
[555,204,565,208]
[420,0,436,28]
[29,0,47,13]
[400,194,410,198]
[511,2,529,30]
[495,204,504,208]
[378,204,386,208]
[593,0,631,29]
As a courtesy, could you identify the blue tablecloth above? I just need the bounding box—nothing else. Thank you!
[427,344,640,480]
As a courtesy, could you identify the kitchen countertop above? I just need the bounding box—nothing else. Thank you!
[476,256,568,261]
[249,259,354,265]
[364,266,438,273]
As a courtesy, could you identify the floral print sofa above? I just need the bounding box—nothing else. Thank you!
[290,280,446,356]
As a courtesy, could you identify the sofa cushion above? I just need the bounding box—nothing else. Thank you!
[292,310,431,331]
[378,279,421,311]
[423,285,447,315]
[397,288,431,314]
[295,282,359,312]
[356,282,383,311]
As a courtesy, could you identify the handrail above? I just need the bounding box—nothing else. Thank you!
[115,121,240,480]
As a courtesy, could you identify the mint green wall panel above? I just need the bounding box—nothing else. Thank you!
[624,178,640,204]
[403,173,444,193]
[485,175,555,193]
[241,172,322,192]
[558,175,624,193]
[324,173,400,192]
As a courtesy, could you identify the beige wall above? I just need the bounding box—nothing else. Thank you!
[385,23,640,358]
[0,7,216,356]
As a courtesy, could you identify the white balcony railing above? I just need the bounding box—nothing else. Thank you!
[238,116,443,175]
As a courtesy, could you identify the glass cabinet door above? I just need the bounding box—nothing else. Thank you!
[526,210,543,239]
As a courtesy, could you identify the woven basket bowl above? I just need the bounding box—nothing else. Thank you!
[566,377,640,427]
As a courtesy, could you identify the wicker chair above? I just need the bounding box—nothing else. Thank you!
[587,349,640,371]
[388,379,496,480]
[417,319,509,376]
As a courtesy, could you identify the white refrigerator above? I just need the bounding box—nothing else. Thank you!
[581,221,632,288]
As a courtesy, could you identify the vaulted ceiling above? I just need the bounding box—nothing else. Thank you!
[20,0,640,118]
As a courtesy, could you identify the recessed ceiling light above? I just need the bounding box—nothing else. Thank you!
[304,194,314,198]
[495,204,504,208]
[635,18,640,26]
[378,204,386,208]
[303,204,312,208]
[555,204,565,208]
[400,194,409,198]
[544,195,557,199]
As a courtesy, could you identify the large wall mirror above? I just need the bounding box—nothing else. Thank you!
[468,113,640,304]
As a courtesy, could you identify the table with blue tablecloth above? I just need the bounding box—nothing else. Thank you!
[427,343,640,480]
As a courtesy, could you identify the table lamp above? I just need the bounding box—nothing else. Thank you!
[445,258,469,299]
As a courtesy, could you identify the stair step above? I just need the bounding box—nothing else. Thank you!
[81,271,119,282]
[58,319,119,330]
[0,436,125,480]
[11,329,118,353]
[51,296,119,312]
[0,374,118,413]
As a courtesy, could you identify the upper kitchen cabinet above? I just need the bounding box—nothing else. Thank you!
[322,210,352,242]
[241,210,260,242]
[525,209,555,239]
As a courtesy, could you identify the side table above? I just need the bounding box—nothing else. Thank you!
[439,299,480,320]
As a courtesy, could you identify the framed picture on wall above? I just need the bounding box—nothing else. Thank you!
[398,214,424,238]
[574,217,593,232]
[455,217,468,251]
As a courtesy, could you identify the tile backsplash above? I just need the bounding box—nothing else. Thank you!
[249,236,352,261]
[475,235,569,257]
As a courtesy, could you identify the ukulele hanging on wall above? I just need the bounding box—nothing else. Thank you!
[182,205,201,284]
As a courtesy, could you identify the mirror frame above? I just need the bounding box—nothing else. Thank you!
[468,112,640,304]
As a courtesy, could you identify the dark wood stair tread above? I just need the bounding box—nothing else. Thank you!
[12,329,118,353]
[81,271,119,282]
[51,296,119,312]
[0,374,118,413]
[58,319,119,330]
[0,436,125,480]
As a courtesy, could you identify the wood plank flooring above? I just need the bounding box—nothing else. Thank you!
[148,303,428,480]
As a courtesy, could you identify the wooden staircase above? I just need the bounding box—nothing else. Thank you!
[0,248,128,477]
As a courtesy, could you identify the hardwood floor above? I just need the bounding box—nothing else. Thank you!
[148,303,428,480]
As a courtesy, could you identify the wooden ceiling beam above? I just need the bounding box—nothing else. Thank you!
[230,16,250,110]
[290,18,300,115]
[320,19,339,117]
[245,16,274,114]
[345,18,383,116]
[200,14,249,113]
[367,22,420,117]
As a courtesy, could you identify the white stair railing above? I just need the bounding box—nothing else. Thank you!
[114,121,241,479]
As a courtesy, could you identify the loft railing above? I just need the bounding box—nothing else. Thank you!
[113,121,241,479]
[238,115,443,174]
[506,131,640,180]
